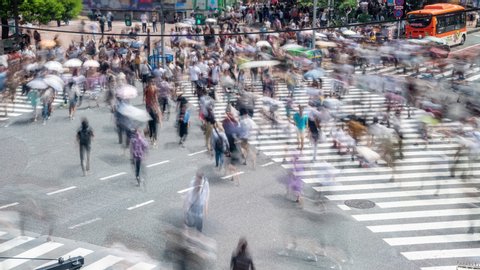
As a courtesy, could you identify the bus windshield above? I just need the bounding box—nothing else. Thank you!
[407,14,432,28]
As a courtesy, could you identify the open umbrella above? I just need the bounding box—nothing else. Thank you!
[175,22,192,28]
[83,59,100,68]
[25,63,41,72]
[206,18,217,24]
[117,104,151,122]
[424,36,446,45]
[39,40,56,49]
[256,41,272,48]
[304,68,326,80]
[27,78,48,90]
[281,44,304,50]
[63,58,83,68]
[44,61,64,73]
[44,74,65,87]
[342,29,357,36]
[179,39,199,46]
[116,84,138,100]
[239,60,280,69]
[43,78,63,92]
[316,41,337,48]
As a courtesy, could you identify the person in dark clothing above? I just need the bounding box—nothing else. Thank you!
[231,237,255,270]
[77,118,94,176]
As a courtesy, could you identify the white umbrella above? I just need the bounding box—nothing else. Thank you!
[239,60,280,69]
[44,61,64,72]
[176,22,192,28]
[281,44,304,50]
[256,41,272,48]
[316,41,337,48]
[25,63,41,72]
[424,36,446,45]
[206,18,217,24]
[63,58,83,68]
[116,84,138,100]
[117,104,151,122]
[356,146,381,163]
[342,29,357,36]
[27,78,48,90]
[44,74,65,87]
[43,78,63,92]
[83,59,100,68]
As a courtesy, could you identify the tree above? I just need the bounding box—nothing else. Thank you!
[59,0,82,21]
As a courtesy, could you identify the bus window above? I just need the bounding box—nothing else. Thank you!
[407,14,432,28]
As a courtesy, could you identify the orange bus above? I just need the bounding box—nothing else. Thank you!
[405,3,466,46]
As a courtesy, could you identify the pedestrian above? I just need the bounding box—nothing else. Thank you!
[77,118,94,176]
[141,12,148,33]
[27,89,39,122]
[308,112,320,161]
[151,13,157,32]
[184,170,210,232]
[239,113,257,167]
[99,14,106,36]
[33,30,41,47]
[230,237,255,270]
[212,123,229,170]
[68,82,80,120]
[140,59,152,88]
[157,78,172,120]
[130,128,149,186]
[144,80,160,145]
[293,105,308,151]
[178,103,190,147]
[40,88,54,125]
[107,11,113,31]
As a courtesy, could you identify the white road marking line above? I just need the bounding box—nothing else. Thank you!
[126,262,157,270]
[354,208,480,221]
[401,248,480,260]
[35,248,93,269]
[0,231,6,237]
[368,220,480,233]
[177,186,195,194]
[467,73,480,81]
[68,218,102,229]
[0,242,63,270]
[221,171,245,179]
[325,187,478,201]
[377,197,480,208]
[188,149,207,156]
[81,255,123,270]
[99,172,126,181]
[260,161,274,167]
[337,205,352,211]
[384,233,480,246]
[146,160,170,168]
[0,236,34,253]
[451,43,480,54]
[421,266,456,270]
[315,180,467,192]
[127,200,155,210]
[46,186,77,196]
[0,202,19,210]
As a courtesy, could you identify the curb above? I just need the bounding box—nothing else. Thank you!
[467,27,480,34]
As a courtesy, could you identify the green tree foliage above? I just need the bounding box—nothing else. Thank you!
[338,0,357,12]
[59,0,82,21]
[20,0,65,24]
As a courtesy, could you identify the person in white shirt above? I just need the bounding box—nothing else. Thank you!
[189,63,201,94]
[141,13,148,33]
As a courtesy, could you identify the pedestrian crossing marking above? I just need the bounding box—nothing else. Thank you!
[353,208,480,221]
[0,236,35,253]
[368,220,480,233]
[384,233,480,246]
[81,255,123,270]
[35,247,93,269]
[402,248,480,260]
[0,242,63,270]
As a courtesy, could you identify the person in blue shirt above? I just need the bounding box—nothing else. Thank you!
[293,105,308,151]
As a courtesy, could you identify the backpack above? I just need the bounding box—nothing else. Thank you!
[214,134,224,151]
[78,128,92,146]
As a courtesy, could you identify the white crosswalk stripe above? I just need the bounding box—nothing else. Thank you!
[181,62,480,269]
[0,89,64,122]
[0,231,161,269]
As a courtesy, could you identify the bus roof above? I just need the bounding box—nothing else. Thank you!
[407,3,465,16]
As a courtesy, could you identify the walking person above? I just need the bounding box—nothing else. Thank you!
[141,12,148,33]
[151,13,158,32]
[178,103,191,147]
[212,123,229,171]
[107,11,113,32]
[77,118,94,176]
[293,105,308,151]
[230,237,256,270]
[184,170,210,232]
[308,112,321,161]
[68,82,80,120]
[130,128,149,186]
[144,80,160,146]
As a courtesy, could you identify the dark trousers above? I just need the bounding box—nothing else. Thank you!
[142,23,147,32]
[79,145,91,173]
[215,150,224,167]
[152,22,157,32]
[147,109,158,140]
[134,158,141,178]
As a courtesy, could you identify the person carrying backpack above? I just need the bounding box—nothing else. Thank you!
[130,128,149,186]
[212,123,229,170]
[77,118,94,176]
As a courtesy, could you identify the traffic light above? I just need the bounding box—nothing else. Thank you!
[195,13,205,25]
[125,14,132,26]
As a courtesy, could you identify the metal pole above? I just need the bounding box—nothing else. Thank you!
[160,2,166,69]
[312,0,317,49]
[397,19,401,39]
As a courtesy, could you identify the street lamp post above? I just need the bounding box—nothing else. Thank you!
[160,1,166,69]
[312,0,317,49]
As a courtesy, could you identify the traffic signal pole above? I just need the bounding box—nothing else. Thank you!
[160,2,166,69]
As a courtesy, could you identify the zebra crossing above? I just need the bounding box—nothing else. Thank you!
[0,89,64,122]
[0,230,162,270]
[181,64,480,269]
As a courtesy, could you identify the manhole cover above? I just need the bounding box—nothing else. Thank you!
[344,199,375,209]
